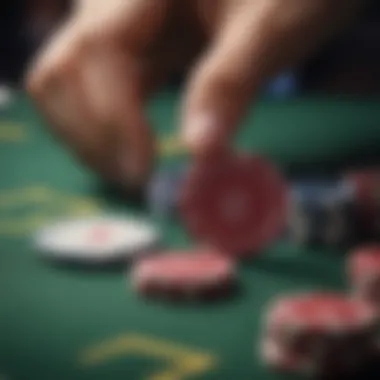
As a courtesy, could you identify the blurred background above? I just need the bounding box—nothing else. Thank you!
[1,4,380,380]
[1,0,380,97]
[1,0,70,87]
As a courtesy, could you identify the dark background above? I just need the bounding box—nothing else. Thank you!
[1,0,380,95]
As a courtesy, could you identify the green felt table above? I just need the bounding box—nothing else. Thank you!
[1,91,380,380]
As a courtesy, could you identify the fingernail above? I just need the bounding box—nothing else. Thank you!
[183,112,219,149]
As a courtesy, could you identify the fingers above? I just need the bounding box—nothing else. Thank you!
[181,0,364,156]
[82,50,159,186]
[76,0,171,53]
[26,22,114,179]
[181,4,263,156]
[26,0,170,186]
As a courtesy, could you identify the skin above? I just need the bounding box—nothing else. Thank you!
[26,0,366,187]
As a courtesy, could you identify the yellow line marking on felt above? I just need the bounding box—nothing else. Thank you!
[0,186,54,206]
[0,121,27,142]
[0,185,101,211]
[0,185,101,235]
[81,333,217,380]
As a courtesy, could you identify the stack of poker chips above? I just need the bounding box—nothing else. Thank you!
[262,244,380,377]
[287,179,359,248]
[261,293,378,378]
[288,170,380,249]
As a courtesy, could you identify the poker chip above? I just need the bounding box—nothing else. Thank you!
[179,153,288,256]
[347,245,380,308]
[262,292,377,375]
[147,166,187,218]
[266,293,375,333]
[348,245,380,283]
[287,180,357,248]
[33,216,160,263]
[130,250,236,300]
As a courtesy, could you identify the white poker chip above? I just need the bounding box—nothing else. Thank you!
[33,216,160,263]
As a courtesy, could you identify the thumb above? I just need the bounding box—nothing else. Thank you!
[181,6,267,156]
[181,0,363,156]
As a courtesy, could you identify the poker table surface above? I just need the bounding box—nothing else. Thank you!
[1,90,380,380]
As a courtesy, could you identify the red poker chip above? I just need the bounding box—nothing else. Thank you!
[348,245,380,308]
[178,153,288,256]
[266,293,375,334]
[130,250,236,300]
[348,245,380,283]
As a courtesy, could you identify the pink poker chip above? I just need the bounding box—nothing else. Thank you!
[264,293,377,377]
[348,245,380,282]
[178,153,288,256]
[130,249,236,299]
[347,245,380,309]
[267,293,375,333]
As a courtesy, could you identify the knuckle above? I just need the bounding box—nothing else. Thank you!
[77,15,122,48]
[26,58,69,100]
[202,62,251,100]
[26,44,81,99]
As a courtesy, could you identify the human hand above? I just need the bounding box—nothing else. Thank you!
[26,0,364,186]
